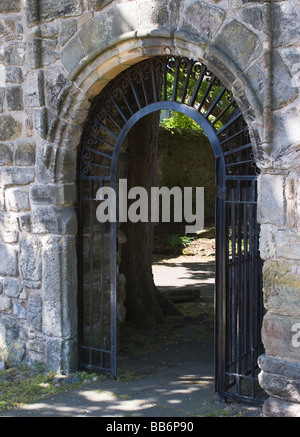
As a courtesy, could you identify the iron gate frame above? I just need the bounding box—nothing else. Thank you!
[78,56,265,403]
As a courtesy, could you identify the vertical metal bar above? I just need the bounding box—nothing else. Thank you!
[99,179,104,369]
[190,65,207,107]
[215,157,226,399]
[172,57,180,101]
[129,78,142,110]
[89,179,94,367]
[181,60,193,104]
[78,180,84,369]
[236,180,242,396]
[110,178,117,378]
[249,179,257,397]
[163,58,168,101]
[151,63,158,103]
[197,75,216,112]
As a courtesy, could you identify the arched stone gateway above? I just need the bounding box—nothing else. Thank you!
[78,55,265,403]
[0,0,299,416]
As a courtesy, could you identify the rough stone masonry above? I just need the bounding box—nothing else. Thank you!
[0,0,299,417]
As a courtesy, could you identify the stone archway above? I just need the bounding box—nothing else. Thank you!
[76,54,264,403]
[0,0,299,416]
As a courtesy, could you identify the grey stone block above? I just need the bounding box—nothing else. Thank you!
[61,35,86,76]
[0,115,22,141]
[5,66,23,84]
[0,296,12,312]
[30,184,76,206]
[32,205,77,234]
[15,143,36,166]
[213,20,263,70]
[3,42,25,66]
[0,0,21,13]
[78,15,109,56]
[26,0,82,24]
[0,143,13,166]
[6,86,23,111]
[20,236,42,288]
[0,167,35,187]
[183,1,226,40]
[27,295,42,331]
[0,243,18,276]
[13,302,26,319]
[90,0,113,11]
[3,278,22,298]
[0,19,15,38]
[6,188,30,212]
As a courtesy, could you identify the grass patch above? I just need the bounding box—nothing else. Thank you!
[0,365,104,413]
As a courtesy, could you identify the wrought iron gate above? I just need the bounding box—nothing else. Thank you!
[78,56,265,403]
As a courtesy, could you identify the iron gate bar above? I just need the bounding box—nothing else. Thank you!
[78,55,265,403]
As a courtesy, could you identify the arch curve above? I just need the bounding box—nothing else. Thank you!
[79,55,259,183]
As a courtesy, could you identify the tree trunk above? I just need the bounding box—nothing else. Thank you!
[120,112,179,331]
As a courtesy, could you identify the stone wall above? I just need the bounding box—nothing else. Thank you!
[157,127,216,222]
[0,0,299,416]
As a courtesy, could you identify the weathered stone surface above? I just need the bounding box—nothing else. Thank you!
[55,147,77,183]
[0,243,18,276]
[273,2,300,48]
[263,258,300,317]
[32,205,77,234]
[137,0,169,29]
[246,51,298,110]
[78,15,109,56]
[6,86,23,111]
[26,0,83,24]
[6,188,30,211]
[0,89,5,113]
[7,341,25,363]
[0,143,13,166]
[59,19,77,46]
[19,214,32,233]
[262,312,300,363]
[0,167,35,187]
[27,295,42,331]
[0,296,12,312]
[61,35,86,76]
[213,20,263,70]
[30,184,76,205]
[42,236,77,342]
[15,143,36,166]
[183,1,226,40]
[3,278,22,298]
[107,3,138,39]
[13,302,26,319]
[5,66,23,84]
[0,212,19,243]
[89,0,113,11]
[3,42,25,66]
[0,19,15,38]
[242,6,262,30]
[262,397,300,418]
[258,173,285,226]
[19,236,42,288]
[45,67,72,111]
[0,115,22,141]
[0,0,21,13]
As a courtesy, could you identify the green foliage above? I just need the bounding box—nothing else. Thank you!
[167,234,196,249]
[160,112,199,130]
[160,67,235,131]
